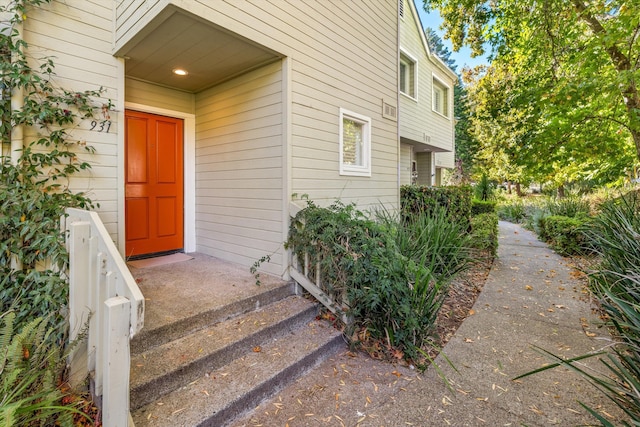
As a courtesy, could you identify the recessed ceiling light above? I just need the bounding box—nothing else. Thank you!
[172,68,188,76]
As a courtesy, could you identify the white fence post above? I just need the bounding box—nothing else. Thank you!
[65,208,145,427]
[102,296,131,427]
[68,221,92,388]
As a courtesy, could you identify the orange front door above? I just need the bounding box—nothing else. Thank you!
[125,110,184,257]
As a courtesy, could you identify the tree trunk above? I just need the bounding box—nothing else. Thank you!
[515,182,522,197]
[573,0,640,162]
[627,102,640,162]
[507,181,512,194]
[558,184,565,198]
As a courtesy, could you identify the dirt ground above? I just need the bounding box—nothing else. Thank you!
[432,256,493,353]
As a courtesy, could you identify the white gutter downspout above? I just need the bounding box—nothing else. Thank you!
[10,19,23,166]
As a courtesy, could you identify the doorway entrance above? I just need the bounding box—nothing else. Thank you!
[125,110,184,257]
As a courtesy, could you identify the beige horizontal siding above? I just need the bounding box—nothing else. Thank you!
[115,0,166,48]
[399,0,455,154]
[435,151,455,169]
[195,61,285,275]
[125,79,195,114]
[23,0,121,241]
[148,0,399,212]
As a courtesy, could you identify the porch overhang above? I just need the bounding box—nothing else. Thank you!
[400,136,451,153]
[114,5,283,93]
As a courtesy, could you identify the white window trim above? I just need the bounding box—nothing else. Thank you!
[400,48,418,101]
[432,73,451,119]
[339,108,371,177]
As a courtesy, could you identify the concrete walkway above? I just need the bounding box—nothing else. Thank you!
[234,222,623,426]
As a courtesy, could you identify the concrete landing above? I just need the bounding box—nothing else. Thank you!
[129,253,288,333]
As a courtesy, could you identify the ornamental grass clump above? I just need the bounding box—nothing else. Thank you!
[287,199,472,364]
[497,198,527,223]
[376,206,472,282]
[580,191,640,424]
[546,195,592,218]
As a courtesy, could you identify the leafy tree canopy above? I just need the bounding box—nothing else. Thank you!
[425,27,457,72]
[424,0,640,187]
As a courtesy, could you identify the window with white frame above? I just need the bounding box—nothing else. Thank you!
[400,52,416,98]
[432,77,449,116]
[339,108,371,177]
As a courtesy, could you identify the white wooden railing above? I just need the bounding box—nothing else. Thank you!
[287,202,349,324]
[64,208,144,427]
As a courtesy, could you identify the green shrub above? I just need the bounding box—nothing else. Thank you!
[0,0,106,340]
[471,199,497,216]
[287,200,472,363]
[0,177,93,339]
[538,215,591,255]
[528,207,548,235]
[588,190,640,303]
[470,212,499,256]
[401,185,472,228]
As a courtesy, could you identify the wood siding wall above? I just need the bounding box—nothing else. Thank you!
[116,0,399,213]
[399,0,455,154]
[194,62,285,275]
[58,0,400,269]
[115,0,165,48]
[286,1,399,210]
[436,150,455,169]
[23,0,121,237]
[125,78,195,114]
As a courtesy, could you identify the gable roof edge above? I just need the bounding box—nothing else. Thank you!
[406,0,458,81]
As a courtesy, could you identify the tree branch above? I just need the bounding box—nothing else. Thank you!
[572,0,631,71]
[630,23,640,70]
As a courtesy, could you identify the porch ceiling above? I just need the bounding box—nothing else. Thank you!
[117,6,282,93]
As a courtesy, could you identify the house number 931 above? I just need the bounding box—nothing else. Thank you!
[90,120,111,133]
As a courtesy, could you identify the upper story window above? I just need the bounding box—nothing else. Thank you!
[432,77,450,117]
[400,51,417,99]
[339,108,371,177]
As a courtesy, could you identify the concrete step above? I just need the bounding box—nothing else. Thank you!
[130,292,345,426]
[131,282,297,353]
[131,316,343,427]
[131,295,316,409]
